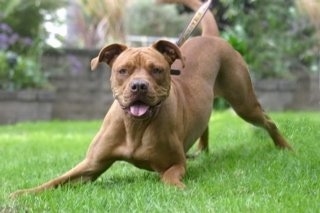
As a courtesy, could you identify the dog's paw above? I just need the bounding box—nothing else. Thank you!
[9,190,25,199]
[175,181,186,189]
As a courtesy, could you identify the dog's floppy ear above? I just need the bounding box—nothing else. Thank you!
[91,44,127,71]
[152,40,185,67]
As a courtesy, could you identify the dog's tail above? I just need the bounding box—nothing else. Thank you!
[157,0,219,37]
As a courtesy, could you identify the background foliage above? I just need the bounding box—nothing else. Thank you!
[66,0,126,48]
[0,0,65,90]
[126,0,193,37]
[218,0,318,78]
[0,0,318,89]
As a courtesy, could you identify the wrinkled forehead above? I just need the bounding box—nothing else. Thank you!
[113,47,168,69]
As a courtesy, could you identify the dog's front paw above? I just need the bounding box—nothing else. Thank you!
[162,177,186,189]
[9,190,27,199]
[161,164,186,189]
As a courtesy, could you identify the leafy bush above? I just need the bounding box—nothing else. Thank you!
[0,23,47,90]
[0,0,65,90]
[219,0,318,79]
[0,51,46,90]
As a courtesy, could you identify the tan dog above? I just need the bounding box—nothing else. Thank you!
[11,0,291,197]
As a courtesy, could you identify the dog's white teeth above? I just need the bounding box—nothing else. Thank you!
[130,104,150,117]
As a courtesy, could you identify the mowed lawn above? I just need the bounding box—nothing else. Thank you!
[0,111,319,212]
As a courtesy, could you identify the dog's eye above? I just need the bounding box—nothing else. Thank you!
[118,68,128,75]
[152,67,163,75]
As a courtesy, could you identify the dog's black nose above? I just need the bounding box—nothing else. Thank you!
[130,79,149,93]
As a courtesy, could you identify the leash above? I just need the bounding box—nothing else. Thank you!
[176,0,212,47]
[170,0,212,75]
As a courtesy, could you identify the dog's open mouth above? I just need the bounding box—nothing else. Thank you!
[123,100,161,118]
[129,101,150,117]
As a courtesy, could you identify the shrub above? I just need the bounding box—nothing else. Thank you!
[0,23,47,90]
[0,51,47,90]
[219,0,318,79]
[0,0,65,91]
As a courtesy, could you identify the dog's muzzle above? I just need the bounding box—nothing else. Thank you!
[118,80,160,118]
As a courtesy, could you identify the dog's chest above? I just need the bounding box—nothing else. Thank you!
[119,136,173,172]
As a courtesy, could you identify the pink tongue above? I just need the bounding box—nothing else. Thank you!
[129,104,150,117]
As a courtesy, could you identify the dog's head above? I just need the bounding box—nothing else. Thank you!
[91,40,183,119]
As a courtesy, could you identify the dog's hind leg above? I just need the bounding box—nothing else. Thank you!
[214,53,292,149]
[197,126,209,153]
[231,99,292,149]
[187,126,209,159]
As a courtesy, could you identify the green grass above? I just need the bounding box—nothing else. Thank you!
[1,111,319,212]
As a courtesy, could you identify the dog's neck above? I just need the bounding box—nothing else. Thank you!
[122,110,158,143]
[122,119,150,148]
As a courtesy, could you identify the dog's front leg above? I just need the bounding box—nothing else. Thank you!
[10,119,121,197]
[10,157,114,197]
